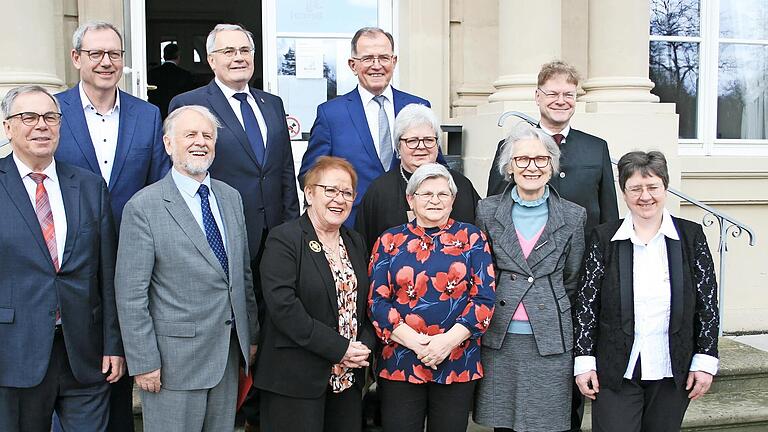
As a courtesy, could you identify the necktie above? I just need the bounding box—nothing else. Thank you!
[373,95,393,170]
[553,133,565,145]
[198,184,229,278]
[28,173,59,272]
[232,92,265,165]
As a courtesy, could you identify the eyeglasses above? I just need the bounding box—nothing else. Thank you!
[5,111,63,126]
[412,191,453,202]
[537,88,577,101]
[79,49,125,62]
[399,136,438,149]
[625,184,665,198]
[312,184,355,202]
[351,55,394,66]
[210,47,253,57]
[513,156,551,169]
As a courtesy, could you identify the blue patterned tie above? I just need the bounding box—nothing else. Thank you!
[198,184,228,278]
[373,95,393,170]
[232,92,265,164]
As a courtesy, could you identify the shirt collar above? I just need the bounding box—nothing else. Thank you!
[13,153,59,184]
[79,82,120,115]
[540,124,571,139]
[611,208,680,244]
[358,84,394,106]
[171,167,211,199]
[215,77,249,100]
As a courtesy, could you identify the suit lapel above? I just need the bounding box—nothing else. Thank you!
[205,81,260,167]
[667,234,684,334]
[345,89,380,169]
[525,194,565,269]
[57,165,80,269]
[0,156,53,267]
[618,239,635,336]
[300,215,339,317]
[110,91,137,189]
[60,87,100,173]
[162,174,228,281]
[492,193,531,274]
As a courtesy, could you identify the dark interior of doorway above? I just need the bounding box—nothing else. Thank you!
[145,0,264,90]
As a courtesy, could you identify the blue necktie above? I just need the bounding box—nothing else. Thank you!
[233,92,265,164]
[373,95,393,170]
[198,184,228,278]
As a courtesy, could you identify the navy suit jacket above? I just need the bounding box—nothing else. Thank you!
[169,80,299,257]
[55,85,170,228]
[0,155,121,387]
[299,87,431,225]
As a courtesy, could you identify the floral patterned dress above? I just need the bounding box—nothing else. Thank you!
[368,219,496,384]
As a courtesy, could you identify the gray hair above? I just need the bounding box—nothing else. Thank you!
[206,24,255,55]
[406,163,457,196]
[393,104,441,157]
[164,105,222,142]
[617,150,669,191]
[1,85,60,119]
[351,27,395,56]
[498,123,561,182]
[72,21,123,51]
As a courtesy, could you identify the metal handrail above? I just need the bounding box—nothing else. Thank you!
[498,111,758,335]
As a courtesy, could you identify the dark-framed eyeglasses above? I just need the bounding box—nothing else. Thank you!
[537,88,576,101]
[210,46,253,57]
[311,184,355,202]
[79,49,125,62]
[625,184,665,198]
[351,55,394,66]
[399,136,438,149]
[5,111,63,126]
[412,191,453,202]
[513,155,551,169]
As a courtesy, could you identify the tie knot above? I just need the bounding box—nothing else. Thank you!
[233,92,249,102]
[198,184,210,199]
[552,134,565,145]
[28,173,47,184]
[373,95,387,107]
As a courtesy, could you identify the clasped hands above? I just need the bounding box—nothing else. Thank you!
[393,324,470,370]
[341,340,371,368]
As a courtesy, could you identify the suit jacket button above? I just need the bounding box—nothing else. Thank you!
[559,172,566,178]
[527,276,534,283]
[538,304,545,310]
[499,300,506,306]
[225,319,233,325]
[510,273,517,280]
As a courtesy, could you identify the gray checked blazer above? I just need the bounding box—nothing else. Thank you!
[476,189,585,356]
[115,172,259,390]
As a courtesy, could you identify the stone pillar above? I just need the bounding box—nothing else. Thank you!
[0,0,65,96]
[489,0,561,102]
[580,0,659,102]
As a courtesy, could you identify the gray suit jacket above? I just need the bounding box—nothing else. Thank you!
[476,190,585,356]
[115,173,259,391]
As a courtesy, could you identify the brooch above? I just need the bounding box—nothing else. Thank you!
[309,240,322,253]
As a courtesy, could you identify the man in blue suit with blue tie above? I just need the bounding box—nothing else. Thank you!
[299,27,431,226]
[53,21,170,432]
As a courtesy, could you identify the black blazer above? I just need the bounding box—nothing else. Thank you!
[572,217,719,391]
[254,213,376,398]
[486,128,618,233]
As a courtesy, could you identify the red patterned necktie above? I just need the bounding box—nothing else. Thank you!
[28,173,59,272]
[553,133,565,145]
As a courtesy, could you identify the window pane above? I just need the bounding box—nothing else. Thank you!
[650,0,700,37]
[717,44,768,139]
[277,0,378,34]
[720,0,768,39]
[650,41,700,139]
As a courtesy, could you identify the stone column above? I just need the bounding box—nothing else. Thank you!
[488,0,561,102]
[0,0,65,96]
[580,0,659,102]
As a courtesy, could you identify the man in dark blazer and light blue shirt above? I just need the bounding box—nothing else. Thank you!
[299,27,431,226]
[0,85,124,432]
[115,105,259,431]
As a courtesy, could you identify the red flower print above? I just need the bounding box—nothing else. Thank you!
[431,262,468,301]
[382,343,396,360]
[476,360,484,376]
[404,313,443,336]
[372,321,392,342]
[381,232,408,256]
[387,308,403,326]
[380,369,406,381]
[486,263,496,279]
[446,370,470,384]
[375,284,392,300]
[395,267,429,308]
[449,340,467,361]
[468,271,482,296]
[410,364,434,383]
[440,229,472,256]
[407,237,434,263]
[368,249,379,274]
[474,304,494,331]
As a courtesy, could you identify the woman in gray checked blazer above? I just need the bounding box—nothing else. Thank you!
[473,124,586,432]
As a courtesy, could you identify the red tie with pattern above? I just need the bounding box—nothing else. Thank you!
[553,133,565,145]
[28,173,59,272]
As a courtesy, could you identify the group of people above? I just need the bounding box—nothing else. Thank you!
[0,19,720,432]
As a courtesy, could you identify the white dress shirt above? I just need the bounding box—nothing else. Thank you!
[79,82,120,185]
[171,168,227,251]
[215,78,268,146]
[359,84,395,160]
[14,154,67,265]
[540,124,571,144]
[574,209,719,378]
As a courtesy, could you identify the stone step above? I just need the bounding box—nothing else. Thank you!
[710,338,768,393]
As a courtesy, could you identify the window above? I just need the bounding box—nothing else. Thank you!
[650,0,768,155]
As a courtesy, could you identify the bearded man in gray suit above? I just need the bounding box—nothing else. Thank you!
[115,105,259,432]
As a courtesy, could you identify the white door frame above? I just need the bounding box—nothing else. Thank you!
[124,0,148,99]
